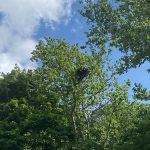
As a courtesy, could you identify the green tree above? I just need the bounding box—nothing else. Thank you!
[0,66,73,149]
[116,104,150,150]
[31,37,139,149]
[0,98,30,149]
[80,0,150,73]
[0,65,32,102]
[0,37,142,149]
[0,97,73,150]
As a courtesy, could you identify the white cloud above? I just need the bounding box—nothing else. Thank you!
[0,0,74,73]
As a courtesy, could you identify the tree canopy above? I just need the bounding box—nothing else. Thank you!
[0,38,147,149]
[80,0,150,73]
[0,0,150,149]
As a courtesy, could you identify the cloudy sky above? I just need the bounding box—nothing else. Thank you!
[0,0,149,89]
[0,0,84,73]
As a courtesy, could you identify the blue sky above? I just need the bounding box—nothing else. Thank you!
[34,2,88,44]
[0,0,149,89]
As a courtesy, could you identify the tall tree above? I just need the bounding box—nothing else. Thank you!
[0,37,142,149]
[31,37,139,149]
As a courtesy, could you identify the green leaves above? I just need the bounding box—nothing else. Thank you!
[0,36,149,149]
[81,0,150,73]
[0,66,32,102]
[133,83,150,101]
[30,37,145,149]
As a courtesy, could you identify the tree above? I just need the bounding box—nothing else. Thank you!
[0,65,32,102]
[0,37,143,149]
[0,97,73,150]
[116,104,150,150]
[0,66,73,149]
[31,37,140,149]
[80,0,150,73]
[0,98,30,149]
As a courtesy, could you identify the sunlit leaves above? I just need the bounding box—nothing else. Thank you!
[81,0,150,73]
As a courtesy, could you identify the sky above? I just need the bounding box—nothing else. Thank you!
[0,0,149,90]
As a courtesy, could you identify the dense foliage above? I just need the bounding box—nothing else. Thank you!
[0,0,150,149]
[0,38,149,149]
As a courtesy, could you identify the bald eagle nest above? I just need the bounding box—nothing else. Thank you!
[75,67,89,82]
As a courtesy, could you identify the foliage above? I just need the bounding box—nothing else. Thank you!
[30,38,140,149]
[0,0,149,148]
[0,37,149,149]
[133,83,150,101]
[0,97,73,150]
[116,105,150,150]
[0,65,32,102]
[80,0,150,73]
[0,98,30,149]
